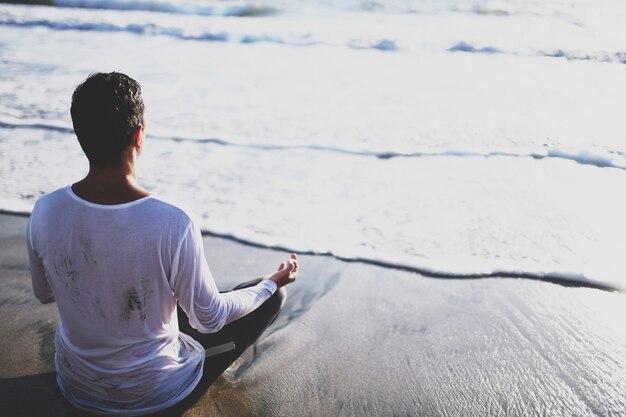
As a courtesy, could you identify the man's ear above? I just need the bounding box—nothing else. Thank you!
[132,125,144,150]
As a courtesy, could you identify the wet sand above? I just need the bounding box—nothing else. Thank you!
[0,213,624,416]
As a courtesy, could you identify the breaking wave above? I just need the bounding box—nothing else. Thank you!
[0,6,623,61]
[0,7,403,50]
[54,0,278,17]
[449,41,626,65]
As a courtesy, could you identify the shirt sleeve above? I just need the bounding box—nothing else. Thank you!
[171,221,277,334]
[27,215,55,304]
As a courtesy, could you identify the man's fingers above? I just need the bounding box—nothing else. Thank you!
[278,262,285,271]
[289,253,299,274]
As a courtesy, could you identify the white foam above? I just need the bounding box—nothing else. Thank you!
[2,2,626,290]
[3,124,625,290]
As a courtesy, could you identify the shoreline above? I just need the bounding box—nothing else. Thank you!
[1,212,625,416]
[1,208,618,293]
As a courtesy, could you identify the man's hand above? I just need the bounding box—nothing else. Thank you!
[268,253,299,288]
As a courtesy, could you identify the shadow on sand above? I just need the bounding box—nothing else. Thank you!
[0,368,253,417]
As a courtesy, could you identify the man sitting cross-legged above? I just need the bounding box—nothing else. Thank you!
[26,71,299,416]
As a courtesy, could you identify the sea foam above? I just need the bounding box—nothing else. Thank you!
[1,1,626,291]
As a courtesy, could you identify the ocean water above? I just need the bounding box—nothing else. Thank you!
[1,0,626,289]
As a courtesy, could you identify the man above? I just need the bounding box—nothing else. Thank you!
[26,72,298,416]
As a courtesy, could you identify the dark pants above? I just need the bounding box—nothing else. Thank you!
[177,277,286,378]
[149,279,285,416]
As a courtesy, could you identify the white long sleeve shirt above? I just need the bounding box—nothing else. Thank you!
[26,185,276,416]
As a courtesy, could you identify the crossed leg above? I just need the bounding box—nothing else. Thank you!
[149,279,286,416]
[178,278,286,382]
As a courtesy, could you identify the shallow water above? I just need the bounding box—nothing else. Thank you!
[1,0,626,289]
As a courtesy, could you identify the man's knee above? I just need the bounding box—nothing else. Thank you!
[231,277,264,291]
[274,286,287,310]
[262,286,286,318]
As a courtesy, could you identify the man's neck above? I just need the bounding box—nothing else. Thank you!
[72,163,150,205]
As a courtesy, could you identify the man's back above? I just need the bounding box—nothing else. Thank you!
[28,185,205,415]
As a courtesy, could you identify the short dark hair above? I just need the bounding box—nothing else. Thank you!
[70,72,145,165]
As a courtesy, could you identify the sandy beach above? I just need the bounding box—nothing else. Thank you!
[1,212,624,416]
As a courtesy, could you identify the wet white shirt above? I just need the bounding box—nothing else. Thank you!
[27,186,276,416]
